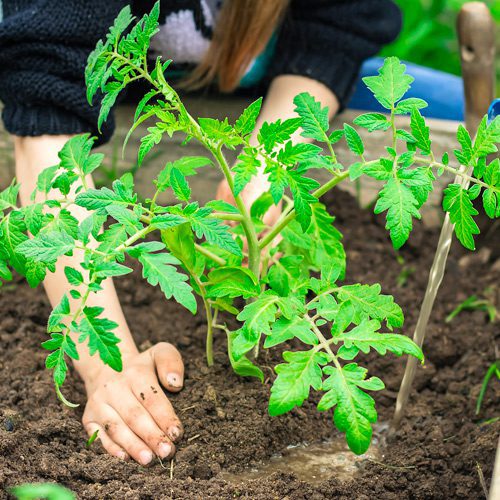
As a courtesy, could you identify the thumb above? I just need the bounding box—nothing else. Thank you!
[151,342,184,393]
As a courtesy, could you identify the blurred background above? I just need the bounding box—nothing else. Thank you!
[383,0,500,93]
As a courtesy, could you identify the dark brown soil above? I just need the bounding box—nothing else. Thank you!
[0,189,499,499]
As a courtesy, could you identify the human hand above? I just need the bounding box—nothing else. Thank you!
[82,342,184,465]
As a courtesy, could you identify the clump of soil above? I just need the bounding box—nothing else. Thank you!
[0,190,498,499]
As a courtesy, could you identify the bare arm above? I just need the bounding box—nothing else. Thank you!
[14,135,183,464]
[218,74,339,220]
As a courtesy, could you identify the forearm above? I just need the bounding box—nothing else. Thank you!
[14,135,139,384]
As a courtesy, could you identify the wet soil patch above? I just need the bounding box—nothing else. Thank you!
[0,190,498,499]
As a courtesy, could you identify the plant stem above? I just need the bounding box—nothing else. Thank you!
[203,297,214,366]
[211,146,260,277]
[259,171,349,249]
[194,243,226,266]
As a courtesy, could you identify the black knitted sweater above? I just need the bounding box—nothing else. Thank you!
[0,0,401,144]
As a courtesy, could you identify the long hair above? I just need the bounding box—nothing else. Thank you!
[181,0,290,92]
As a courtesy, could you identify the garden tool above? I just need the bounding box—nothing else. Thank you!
[392,2,495,428]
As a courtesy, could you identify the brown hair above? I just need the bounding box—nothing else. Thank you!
[181,0,289,92]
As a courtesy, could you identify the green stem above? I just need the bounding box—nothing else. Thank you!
[194,243,226,266]
[203,297,214,366]
[210,212,245,222]
[415,157,499,192]
[211,146,260,277]
[259,171,349,250]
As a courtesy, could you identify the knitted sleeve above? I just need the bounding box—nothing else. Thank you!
[0,0,128,144]
[268,0,402,109]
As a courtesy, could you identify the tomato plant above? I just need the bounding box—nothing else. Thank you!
[0,4,498,455]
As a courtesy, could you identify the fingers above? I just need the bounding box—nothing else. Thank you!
[84,421,128,461]
[151,342,184,392]
[132,380,183,442]
[108,392,176,461]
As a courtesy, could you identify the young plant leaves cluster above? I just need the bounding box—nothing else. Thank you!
[1,4,497,454]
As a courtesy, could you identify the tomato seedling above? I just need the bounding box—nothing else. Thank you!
[0,4,498,454]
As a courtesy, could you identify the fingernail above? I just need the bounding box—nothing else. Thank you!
[166,373,182,388]
[116,450,127,461]
[169,426,181,441]
[139,450,153,466]
[158,442,172,458]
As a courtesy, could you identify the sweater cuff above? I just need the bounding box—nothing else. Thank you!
[268,51,362,112]
[2,103,114,146]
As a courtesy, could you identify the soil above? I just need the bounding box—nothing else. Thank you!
[0,189,498,499]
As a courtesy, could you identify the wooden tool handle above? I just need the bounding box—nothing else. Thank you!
[457,2,495,133]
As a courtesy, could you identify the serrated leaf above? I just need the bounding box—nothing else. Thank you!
[258,118,302,152]
[269,350,328,415]
[233,148,261,196]
[47,294,71,333]
[264,317,317,348]
[190,211,241,256]
[443,183,479,250]
[78,307,122,371]
[335,319,423,361]
[138,125,164,166]
[353,113,390,132]
[337,283,404,329]
[64,267,84,286]
[134,249,197,314]
[473,115,500,159]
[293,92,329,142]
[344,124,364,156]
[287,170,319,231]
[237,291,281,335]
[362,57,413,110]
[394,97,428,114]
[318,363,383,454]
[207,266,259,299]
[483,189,498,218]
[410,108,431,154]
[374,178,421,249]
[235,97,262,136]
[35,165,60,194]
[17,231,74,263]
[170,167,191,201]
[277,142,322,165]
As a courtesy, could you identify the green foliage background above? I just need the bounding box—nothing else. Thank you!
[383,0,500,93]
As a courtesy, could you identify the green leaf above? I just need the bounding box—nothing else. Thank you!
[10,482,75,500]
[0,211,28,274]
[64,267,84,286]
[483,189,498,218]
[269,350,328,415]
[35,165,60,194]
[334,320,423,361]
[318,363,383,454]
[293,92,329,142]
[264,317,317,348]
[353,113,390,132]
[138,125,164,166]
[58,134,93,173]
[106,5,134,46]
[237,291,281,335]
[277,142,322,165]
[343,124,364,156]
[235,97,262,136]
[170,167,191,201]
[443,183,479,250]
[17,231,74,263]
[76,187,124,210]
[362,57,413,110]
[151,213,187,230]
[473,116,500,159]
[258,118,302,152]
[207,266,259,299]
[132,248,197,314]
[287,170,319,231]
[337,283,404,329]
[47,294,71,333]
[190,210,241,256]
[410,108,431,154]
[78,307,122,371]
[199,117,241,147]
[394,98,428,114]
[227,331,264,382]
[374,178,421,249]
[94,261,133,279]
[362,160,393,180]
[233,148,261,195]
